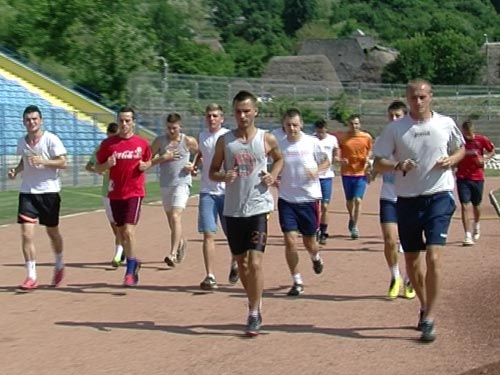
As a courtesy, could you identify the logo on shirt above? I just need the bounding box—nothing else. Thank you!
[114,147,143,159]
[234,151,256,177]
[413,131,431,138]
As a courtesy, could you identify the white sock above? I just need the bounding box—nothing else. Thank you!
[114,245,124,259]
[390,265,400,279]
[55,252,64,270]
[292,273,303,285]
[26,260,37,280]
[465,231,472,239]
[310,251,321,261]
[207,273,215,279]
[474,222,480,231]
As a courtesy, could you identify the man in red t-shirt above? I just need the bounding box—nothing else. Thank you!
[96,106,152,286]
[455,120,495,246]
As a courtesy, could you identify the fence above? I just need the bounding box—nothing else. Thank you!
[2,74,500,191]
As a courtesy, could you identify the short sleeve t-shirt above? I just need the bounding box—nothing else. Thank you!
[314,133,338,179]
[17,131,67,194]
[455,134,495,181]
[96,135,152,200]
[336,131,372,176]
[373,112,464,197]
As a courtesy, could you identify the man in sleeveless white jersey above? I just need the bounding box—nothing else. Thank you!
[197,103,238,290]
[209,90,283,337]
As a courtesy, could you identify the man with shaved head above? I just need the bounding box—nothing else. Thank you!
[373,79,465,343]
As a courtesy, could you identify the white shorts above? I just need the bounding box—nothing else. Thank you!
[161,185,190,211]
[102,197,115,223]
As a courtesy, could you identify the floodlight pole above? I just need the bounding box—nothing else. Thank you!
[155,56,169,109]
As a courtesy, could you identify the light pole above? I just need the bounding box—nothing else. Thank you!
[155,56,169,109]
[484,34,490,88]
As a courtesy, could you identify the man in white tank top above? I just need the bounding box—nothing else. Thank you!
[209,90,283,337]
[196,103,239,290]
[151,113,198,267]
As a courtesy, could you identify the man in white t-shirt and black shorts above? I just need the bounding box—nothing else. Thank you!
[8,105,68,291]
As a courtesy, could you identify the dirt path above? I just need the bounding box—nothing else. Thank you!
[1,178,499,375]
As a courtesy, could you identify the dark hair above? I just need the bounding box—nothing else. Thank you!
[232,90,257,106]
[23,105,42,119]
[281,108,302,122]
[462,120,474,132]
[387,100,407,114]
[166,112,182,123]
[314,119,328,129]
[118,106,136,120]
[106,122,118,134]
[347,113,361,123]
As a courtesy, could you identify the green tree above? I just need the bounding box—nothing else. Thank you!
[166,39,234,76]
[428,31,482,85]
[382,34,434,83]
[282,0,318,36]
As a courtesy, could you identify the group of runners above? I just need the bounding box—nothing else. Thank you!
[8,78,495,342]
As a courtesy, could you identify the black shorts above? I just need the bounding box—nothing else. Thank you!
[225,213,269,256]
[18,193,61,227]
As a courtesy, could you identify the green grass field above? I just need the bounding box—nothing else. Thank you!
[0,181,200,226]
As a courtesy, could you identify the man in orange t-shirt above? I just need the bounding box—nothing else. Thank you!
[336,114,372,239]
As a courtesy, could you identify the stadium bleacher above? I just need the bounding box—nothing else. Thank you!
[0,74,105,155]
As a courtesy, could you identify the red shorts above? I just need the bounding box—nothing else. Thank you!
[110,197,143,226]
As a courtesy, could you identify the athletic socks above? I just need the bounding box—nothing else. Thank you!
[26,260,37,280]
[292,273,304,285]
[55,252,64,271]
[390,265,400,279]
[126,257,138,274]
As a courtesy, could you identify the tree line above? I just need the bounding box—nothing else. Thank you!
[0,0,498,107]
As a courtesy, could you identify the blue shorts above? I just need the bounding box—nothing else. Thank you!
[278,198,319,236]
[342,175,367,200]
[225,213,269,256]
[320,178,333,203]
[396,192,456,252]
[198,193,227,235]
[379,199,398,224]
[456,179,484,206]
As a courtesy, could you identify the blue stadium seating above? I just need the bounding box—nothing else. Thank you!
[0,74,105,155]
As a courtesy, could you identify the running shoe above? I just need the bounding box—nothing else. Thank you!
[417,309,425,331]
[228,264,239,284]
[176,239,187,263]
[350,227,359,239]
[164,255,176,267]
[287,283,305,296]
[388,276,402,298]
[200,275,218,291]
[462,236,474,247]
[19,277,38,291]
[51,268,64,287]
[318,232,328,245]
[403,280,416,299]
[420,320,436,343]
[473,228,480,241]
[123,260,141,287]
[245,313,262,337]
[312,257,324,274]
[348,218,354,232]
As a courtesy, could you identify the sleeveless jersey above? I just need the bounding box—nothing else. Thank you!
[223,128,274,217]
